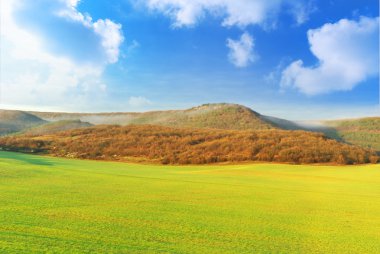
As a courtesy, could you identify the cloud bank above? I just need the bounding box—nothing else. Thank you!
[16,0,124,65]
[0,0,124,110]
[281,16,379,95]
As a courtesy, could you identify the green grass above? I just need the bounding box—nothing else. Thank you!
[0,152,379,253]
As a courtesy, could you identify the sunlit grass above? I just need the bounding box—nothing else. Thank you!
[0,151,379,253]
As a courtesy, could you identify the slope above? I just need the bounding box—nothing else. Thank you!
[29,103,288,130]
[0,110,47,136]
[322,117,380,151]
[23,120,93,135]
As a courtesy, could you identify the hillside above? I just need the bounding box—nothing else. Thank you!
[322,117,380,151]
[1,105,378,153]
[29,103,296,130]
[0,125,377,165]
[0,110,47,136]
[23,120,93,135]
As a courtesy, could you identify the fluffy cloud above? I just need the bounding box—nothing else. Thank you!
[0,0,124,110]
[17,0,124,64]
[145,0,313,28]
[93,19,124,64]
[128,96,153,108]
[56,0,124,64]
[281,16,379,95]
[226,32,257,67]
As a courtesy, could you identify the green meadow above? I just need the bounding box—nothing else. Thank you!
[0,151,379,253]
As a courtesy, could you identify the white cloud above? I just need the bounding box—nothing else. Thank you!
[128,96,153,107]
[52,0,124,64]
[0,0,124,110]
[65,0,80,8]
[145,0,313,28]
[281,16,379,95]
[226,32,256,68]
[93,19,124,64]
[288,0,316,25]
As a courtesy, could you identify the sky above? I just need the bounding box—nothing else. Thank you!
[0,0,379,120]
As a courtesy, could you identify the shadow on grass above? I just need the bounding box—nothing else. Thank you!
[0,151,54,166]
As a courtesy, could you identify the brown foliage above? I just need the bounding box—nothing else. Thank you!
[0,125,378,165]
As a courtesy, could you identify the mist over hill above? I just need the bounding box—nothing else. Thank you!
[23,120,93,136]
[0,110,47,135]
[322,117,380,151]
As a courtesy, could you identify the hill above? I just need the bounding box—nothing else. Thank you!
[0,110,47,136]
[322,117,380,151]
[29,103,300,130]
[1,104,377,153]
[0,125,377,165]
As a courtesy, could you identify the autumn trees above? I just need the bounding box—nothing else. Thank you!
[0,124,378,165]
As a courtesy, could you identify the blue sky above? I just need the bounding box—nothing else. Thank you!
[0,0,379,120]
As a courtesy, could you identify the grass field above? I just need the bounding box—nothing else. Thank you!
[0,151,379,253]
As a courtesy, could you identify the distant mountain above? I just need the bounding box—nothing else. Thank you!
[0,110,47,135]
[29,103,286,130]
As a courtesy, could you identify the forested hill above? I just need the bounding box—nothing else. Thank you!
[0,125,377,165]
